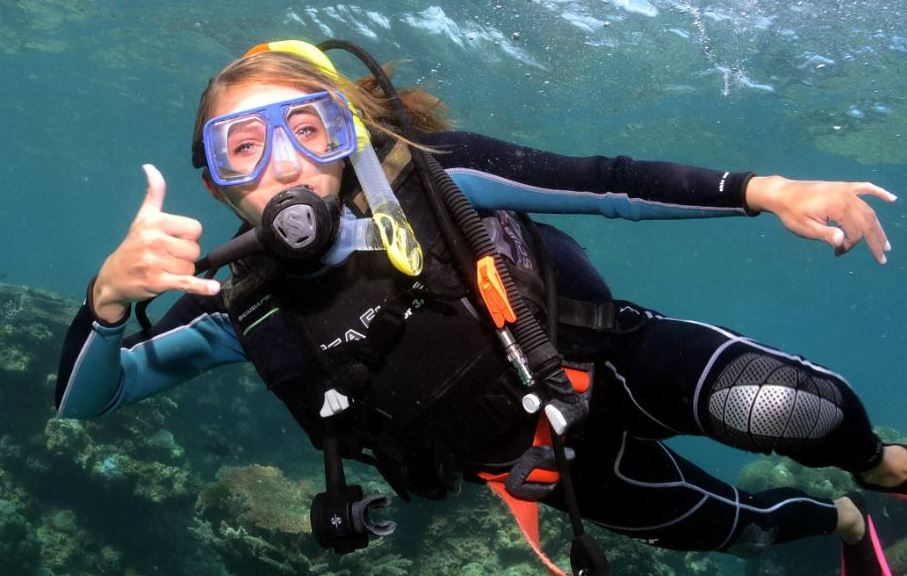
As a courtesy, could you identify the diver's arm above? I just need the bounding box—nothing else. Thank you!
[423,132,896,263]
[55,286,245,419]
[56,163,238,419]
[420,131,752,220]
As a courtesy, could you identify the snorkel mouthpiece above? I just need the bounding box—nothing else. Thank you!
[243,39,424,276]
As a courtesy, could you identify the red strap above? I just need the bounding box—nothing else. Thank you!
[485,482,567,576]
[564,366,591,394]
[477,418,567,575]
[475,365,591,576]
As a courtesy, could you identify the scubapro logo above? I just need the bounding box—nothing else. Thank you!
[237,294,273,322]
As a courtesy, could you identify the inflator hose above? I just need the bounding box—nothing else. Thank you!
[416,151,565,381]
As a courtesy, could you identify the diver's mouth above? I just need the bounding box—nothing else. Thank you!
[295,182,339,199]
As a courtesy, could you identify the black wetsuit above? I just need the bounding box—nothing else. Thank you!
[56,131,883,555]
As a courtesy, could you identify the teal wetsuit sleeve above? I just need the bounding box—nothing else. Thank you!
[420,131,754,220]
[448,167,748,220]
[56,294,246,419]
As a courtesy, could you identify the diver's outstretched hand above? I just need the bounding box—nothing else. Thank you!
[745,176,897,264]
[92,164,220,323]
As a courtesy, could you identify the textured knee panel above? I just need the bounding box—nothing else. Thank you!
[706,352,844,452]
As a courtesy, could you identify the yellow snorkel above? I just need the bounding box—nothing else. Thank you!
[244,40,423,277]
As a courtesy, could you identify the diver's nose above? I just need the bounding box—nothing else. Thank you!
[270,126,302,182]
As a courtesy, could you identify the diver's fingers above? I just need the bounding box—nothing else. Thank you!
[856,187,895,256]
[123,245,216,300]
[833,196,891,264]
[861,216,890,264]
[836,201,862,250]
[138,164,167,217]
[798,218,845,251]
[855,182,898,203]
[158,213,204,242]
[155,253,197,278]
[144,250,217,295]
[160,271,221,297]
[158,233,202,263]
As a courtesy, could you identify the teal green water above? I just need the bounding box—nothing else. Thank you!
[1,0,905,573]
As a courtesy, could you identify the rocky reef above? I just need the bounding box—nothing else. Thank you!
[736,454,856,500]
[192,464,324,575]
[2,282,905,575]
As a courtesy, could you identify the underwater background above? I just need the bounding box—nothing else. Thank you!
[0,0,905,574]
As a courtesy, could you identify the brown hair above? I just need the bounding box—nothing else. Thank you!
[191,51,450,158]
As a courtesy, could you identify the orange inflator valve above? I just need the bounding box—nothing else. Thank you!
[477,256,516,328]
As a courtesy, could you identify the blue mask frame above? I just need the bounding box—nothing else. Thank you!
[201,91,357,187]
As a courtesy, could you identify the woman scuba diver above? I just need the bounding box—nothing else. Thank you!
[56,38,904,576]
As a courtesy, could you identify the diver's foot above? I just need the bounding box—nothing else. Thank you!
[839,492,892,576]
[835,496,865,545]
[856,444,907,498]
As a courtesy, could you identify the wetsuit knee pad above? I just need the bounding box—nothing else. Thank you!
[705,351,845,452]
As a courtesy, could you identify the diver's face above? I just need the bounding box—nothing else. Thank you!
[205,83,344,226]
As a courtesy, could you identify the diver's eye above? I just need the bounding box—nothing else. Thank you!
[233,141,263,156]
[294,125,319,140]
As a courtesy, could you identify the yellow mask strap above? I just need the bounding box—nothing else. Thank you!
[243,40,370,151]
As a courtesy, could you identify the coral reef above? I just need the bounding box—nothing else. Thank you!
[0,284,78,440]
[196,464,315,536]
[192,464,327,575]
[38,398,197,505]
[737,428,906,501]
[736,456,855,499]
[415,484,546,574]
[0,284,230,575]
[887,537,907,576]
[34,508,125,576]
[0,493,41,575]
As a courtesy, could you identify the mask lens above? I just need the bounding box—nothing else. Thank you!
[283,98,354,161]
[284,103,332,159]
[209,114,268,181]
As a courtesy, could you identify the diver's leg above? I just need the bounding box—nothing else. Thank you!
[549,428,840,555]
[601,301,885,474]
